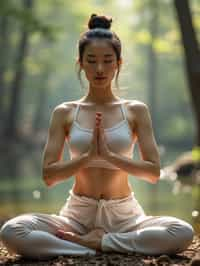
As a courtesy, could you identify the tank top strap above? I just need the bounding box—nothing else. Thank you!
[120,100,127,120]
[73,102,80,122]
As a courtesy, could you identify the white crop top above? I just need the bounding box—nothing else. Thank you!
[67,100,135,170]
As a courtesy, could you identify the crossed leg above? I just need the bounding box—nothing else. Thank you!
[0,213,96,259]
[1,213,194,257]
[101,216,194,255]
[56,215,194,255]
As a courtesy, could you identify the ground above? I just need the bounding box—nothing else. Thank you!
[0,236,199,266]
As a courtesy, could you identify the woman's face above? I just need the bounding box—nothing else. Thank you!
[80,39,121,88]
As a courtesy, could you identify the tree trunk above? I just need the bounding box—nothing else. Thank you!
[4,0,33,140]
[147,0,159,213]
[33,73,49,133]
[147,0,159,141]
[0,15,9,124]
[174,0,200,146]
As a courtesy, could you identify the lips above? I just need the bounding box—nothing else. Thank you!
[95,77,106,80]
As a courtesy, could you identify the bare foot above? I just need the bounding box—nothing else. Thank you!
[56,228,106,250]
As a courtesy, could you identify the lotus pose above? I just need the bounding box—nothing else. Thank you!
[0,14,194,259]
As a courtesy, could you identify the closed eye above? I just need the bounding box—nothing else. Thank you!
[87,60,113,64]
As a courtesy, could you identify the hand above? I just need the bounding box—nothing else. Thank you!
[87,113,100,160]
[87,112,112,160]
[56,228,106,251]
[97,113,112,160]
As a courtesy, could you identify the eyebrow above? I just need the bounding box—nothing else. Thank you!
[87,54,114,57]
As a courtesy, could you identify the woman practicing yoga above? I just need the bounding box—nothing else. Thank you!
[0,14,194,259]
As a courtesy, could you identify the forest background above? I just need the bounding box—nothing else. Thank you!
[0,0,199,235]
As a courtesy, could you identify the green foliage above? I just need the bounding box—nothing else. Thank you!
[159,115,195,141]
[192,146,200,162]
[0,0,199,146]
[0,0,59,40]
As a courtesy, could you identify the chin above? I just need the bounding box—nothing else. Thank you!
[92,81,111,88]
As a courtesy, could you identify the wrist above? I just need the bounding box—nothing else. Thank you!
[83,152,93,162]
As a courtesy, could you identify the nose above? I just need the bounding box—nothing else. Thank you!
[97,63,104,74]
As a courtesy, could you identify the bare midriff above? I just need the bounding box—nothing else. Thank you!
[72,167,133,200]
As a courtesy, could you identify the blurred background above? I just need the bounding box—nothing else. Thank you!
[0,0,199,235]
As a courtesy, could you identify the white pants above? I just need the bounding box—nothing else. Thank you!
[0,189,194,259]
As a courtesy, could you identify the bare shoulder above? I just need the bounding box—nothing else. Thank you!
[52,101,75,115]
[125,100,149,128]
[127,100,148,113]
[51,101,79,119]
[50,101,78,134]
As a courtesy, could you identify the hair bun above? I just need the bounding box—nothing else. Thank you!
[88,14,112,30]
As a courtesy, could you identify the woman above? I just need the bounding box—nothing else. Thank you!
[0,14,194,259]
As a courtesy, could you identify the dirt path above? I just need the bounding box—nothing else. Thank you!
[0,235,199,266]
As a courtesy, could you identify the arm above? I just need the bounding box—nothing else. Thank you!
[42,104,90,188]
[106,102,160,184]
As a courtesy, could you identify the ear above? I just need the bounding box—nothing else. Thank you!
[77,58,83,68]
[116,58,122,71]
[118,58,123,65]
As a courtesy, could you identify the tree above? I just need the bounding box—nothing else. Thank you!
[0,15,9,122]
[146,0,159,140]
[174,0,200,146]
[1,0,57,140]
[5,0,33,140]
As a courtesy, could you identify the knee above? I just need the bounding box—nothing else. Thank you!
[181,222,194,246]
[0,217,30,254]
[0,221,14,244]
[0,221,18,254]
[169,221,194,252]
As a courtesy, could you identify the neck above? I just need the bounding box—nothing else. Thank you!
[82,85,120,105]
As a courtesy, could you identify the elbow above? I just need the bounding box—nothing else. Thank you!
[43,176,53,188]
[150,166,161,184]
[42,168,54,188]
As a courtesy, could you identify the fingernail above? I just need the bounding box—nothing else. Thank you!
[96,112,102,116]
[57,230,64,236]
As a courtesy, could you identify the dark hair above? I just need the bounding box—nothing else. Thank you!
[76,14,122,90]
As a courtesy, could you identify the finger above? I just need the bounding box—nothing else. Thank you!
[63,232,80,242]
[97,126,102,141]
[94,125,98,137]
[96,116,102,121]
[98,121,103,129]
[56,229,66,239]
[95,125,99,138]
[99,124,105,139]
[96,112,102,116]
[96,121,101,128]
[61,232,86,247]
[95,124,100,141]
[92,127,97,143]
[96,115,102,123]
[96,119,101,124]
[57,230,79,242]
[96,116,102,123]
[96,120,101,128]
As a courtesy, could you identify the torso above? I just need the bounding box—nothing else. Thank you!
[63,98,138,200]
